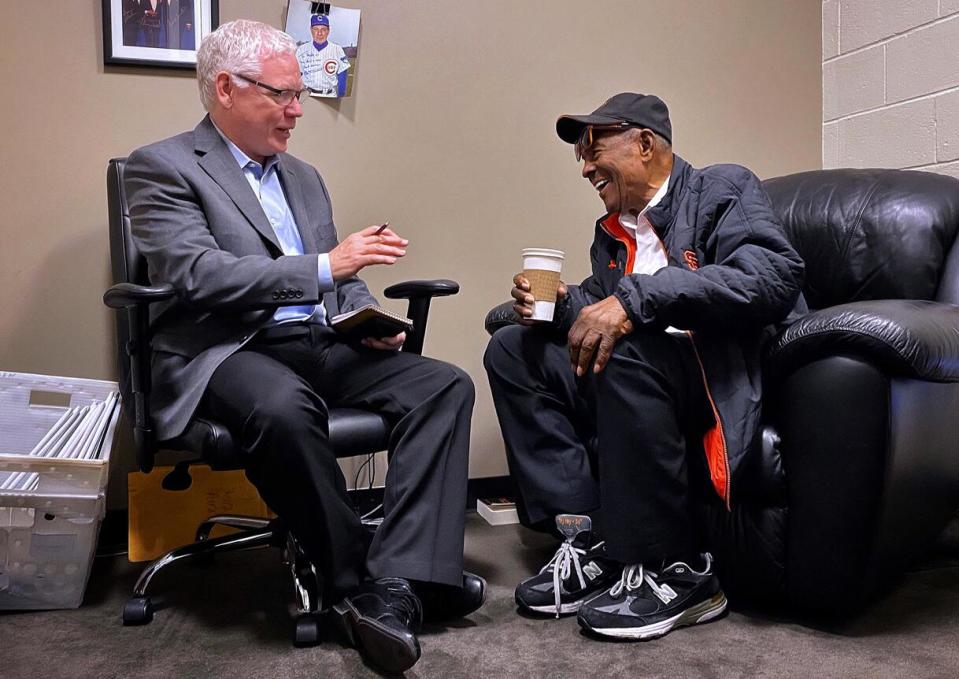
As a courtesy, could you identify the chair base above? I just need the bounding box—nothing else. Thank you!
[122,514,324,646]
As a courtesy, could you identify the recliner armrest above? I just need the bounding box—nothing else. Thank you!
[766,299,959,381]
[103,282,175,308]
[384,279,459,299]
[485,301,522,335]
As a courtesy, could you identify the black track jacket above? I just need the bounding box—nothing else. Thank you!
[553,155,807,507]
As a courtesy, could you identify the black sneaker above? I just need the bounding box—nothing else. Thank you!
[515,514,620,617]
[577,553,727,640]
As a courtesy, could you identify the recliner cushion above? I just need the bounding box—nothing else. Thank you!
[763,169,959,308]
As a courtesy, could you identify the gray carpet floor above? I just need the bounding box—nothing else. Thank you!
[5,513,959,678]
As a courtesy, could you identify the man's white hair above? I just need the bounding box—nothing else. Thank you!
[196,19,297,111]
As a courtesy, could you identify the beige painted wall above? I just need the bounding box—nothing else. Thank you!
[0,0,821,495]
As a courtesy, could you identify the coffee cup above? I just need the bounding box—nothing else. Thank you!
[521,248,565,321]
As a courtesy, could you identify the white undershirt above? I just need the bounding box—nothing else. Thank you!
[617,177,669,275]
[617,177,686,335]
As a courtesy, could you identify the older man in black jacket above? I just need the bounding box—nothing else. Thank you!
[484,93,806,640]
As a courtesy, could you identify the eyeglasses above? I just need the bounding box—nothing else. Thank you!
[574,122,635,161]
[233,73,307,106]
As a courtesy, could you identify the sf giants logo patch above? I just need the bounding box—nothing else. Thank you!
[323,59,339,75]
[683,250,700,270]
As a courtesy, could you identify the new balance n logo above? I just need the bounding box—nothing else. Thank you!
[654,583,678,604]
[583,561,604,581]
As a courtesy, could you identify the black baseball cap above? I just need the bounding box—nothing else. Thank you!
[556,93,672,145]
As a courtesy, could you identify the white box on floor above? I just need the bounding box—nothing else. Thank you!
[0,371,120,610]
[476,498,520,526]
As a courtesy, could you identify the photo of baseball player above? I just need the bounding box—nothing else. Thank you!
[295,14,349,97]
[285,3,360,99]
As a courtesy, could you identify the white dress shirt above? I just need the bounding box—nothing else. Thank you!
[214,125,332,326]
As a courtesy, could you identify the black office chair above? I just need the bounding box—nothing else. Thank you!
[103,157,459,645]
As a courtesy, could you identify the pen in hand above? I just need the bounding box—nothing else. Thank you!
[374,220,390,235]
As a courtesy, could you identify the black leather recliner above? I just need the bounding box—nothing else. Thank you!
[103,157,459,643]
[486,168,959,615]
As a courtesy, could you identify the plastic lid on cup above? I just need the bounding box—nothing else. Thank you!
[522,248,565,259]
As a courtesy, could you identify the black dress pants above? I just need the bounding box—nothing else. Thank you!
[202,323,474,598]
[484,324,712,564]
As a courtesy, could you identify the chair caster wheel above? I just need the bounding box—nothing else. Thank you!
[123,597,154,625]
[294,613,321,647]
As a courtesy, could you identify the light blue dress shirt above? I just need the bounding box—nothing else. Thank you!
[215,128,333,326]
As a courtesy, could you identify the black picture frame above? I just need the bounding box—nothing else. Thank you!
[102,0,220,70]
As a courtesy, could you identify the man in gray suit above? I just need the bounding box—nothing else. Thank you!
[124,19,480,673]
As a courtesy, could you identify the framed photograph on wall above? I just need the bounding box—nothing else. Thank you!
[285,1,361,98]
[102,0,219,70]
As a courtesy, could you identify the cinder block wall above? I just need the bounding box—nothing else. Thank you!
[823,0,959,177]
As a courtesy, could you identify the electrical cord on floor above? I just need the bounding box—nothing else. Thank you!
[353,452,374,492]
[352,452,383,521]
[361,503,384,520]
[95,548,129,559]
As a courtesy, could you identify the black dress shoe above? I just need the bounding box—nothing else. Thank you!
[416,571,487,622]
[331,578,423,674]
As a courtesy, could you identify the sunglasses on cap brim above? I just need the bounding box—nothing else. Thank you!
[573,122,637,161]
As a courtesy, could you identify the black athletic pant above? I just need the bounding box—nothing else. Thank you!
[484,324,712,564]
[202,323,474,598]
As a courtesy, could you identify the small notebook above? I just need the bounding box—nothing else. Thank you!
[330,304,414,339]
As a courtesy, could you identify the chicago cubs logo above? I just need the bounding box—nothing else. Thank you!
[683,250,699,270]
[323,59,338,75]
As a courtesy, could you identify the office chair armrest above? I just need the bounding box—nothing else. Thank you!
[103,282,175,309]
[766,299,959,382]
[383,279,459,299]
[102,282,173,474]
[382,279,459,355]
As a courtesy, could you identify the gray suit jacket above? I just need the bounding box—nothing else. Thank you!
[125,115,376,440]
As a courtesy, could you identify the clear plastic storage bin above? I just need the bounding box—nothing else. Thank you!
[0,371,120,610]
